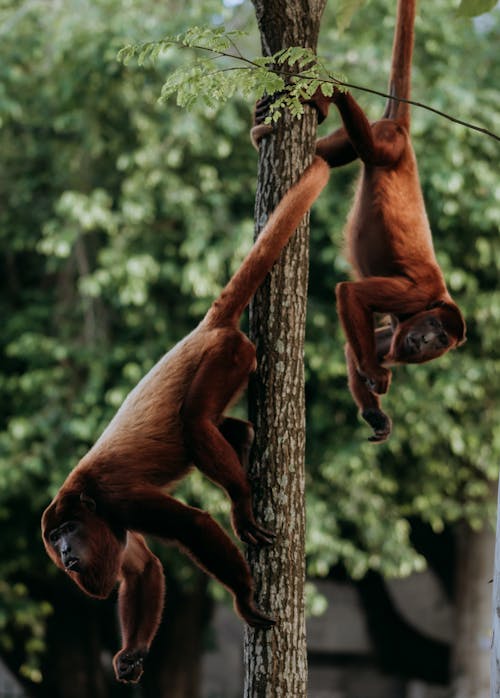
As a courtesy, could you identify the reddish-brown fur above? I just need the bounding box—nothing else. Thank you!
[42,156,330,683]
[253,0,466,441]
[251,0,465,441]
[328,0,466,441]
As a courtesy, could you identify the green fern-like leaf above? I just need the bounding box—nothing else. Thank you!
[117,24,349,126]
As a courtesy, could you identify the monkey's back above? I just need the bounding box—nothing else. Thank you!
[345,137,439,282]
[79,325,218,487]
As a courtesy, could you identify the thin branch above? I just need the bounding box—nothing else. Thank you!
[182,42,500,142]
[227,35,245,62]
[332,78,500,142]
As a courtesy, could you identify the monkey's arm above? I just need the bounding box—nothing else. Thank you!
[331,91,406,166]
[315,126,358,167]
[113,533,165,684]
[251,95,357,167]
[336,277,427,393]
[117,491,275,629]
[345,341,392,443]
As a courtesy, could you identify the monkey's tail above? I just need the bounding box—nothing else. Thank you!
[205,156,330,327]
[383,0,416,126]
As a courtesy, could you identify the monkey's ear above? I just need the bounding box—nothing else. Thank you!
[443,302,466,346]
[80,493,96,512]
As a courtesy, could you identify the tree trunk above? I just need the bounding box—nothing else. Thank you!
[491,482,500,697]
[142,567,211,698]
[42,585,109,698]
[245,2,326,696]
[453,520,494,698]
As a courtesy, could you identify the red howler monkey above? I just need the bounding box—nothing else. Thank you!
[254,0,466,442]
[42,156,330,683]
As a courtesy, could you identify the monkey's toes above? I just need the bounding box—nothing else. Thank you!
[362,408,392,443]
[114,649,145,684]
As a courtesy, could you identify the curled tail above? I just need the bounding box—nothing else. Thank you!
[383,0,416,127]
[205,156,330,327]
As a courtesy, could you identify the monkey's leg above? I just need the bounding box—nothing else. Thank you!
[123,491,275,629]
[336,275,424,393]
[332,91,405,166]
[218,417,254,470]
[181,330,274,545]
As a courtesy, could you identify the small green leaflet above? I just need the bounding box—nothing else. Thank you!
[336,0,370,32]
[456,0,498,17]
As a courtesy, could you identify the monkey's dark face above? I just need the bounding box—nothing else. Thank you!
[43,501,124,600]
[390,310,456,364]
[48,520,86,573]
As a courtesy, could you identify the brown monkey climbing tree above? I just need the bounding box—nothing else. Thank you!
[245,1,327,696]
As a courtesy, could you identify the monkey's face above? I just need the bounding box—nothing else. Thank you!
[47,520,86,573]
[389,310,458,364]
[43,501,124,599]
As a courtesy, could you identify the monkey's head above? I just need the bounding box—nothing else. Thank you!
[42,493,124,599]
[389,303,466,365]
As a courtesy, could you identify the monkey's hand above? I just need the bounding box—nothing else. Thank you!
[250,86,338,148]
[113,648,147,684]
[303,86,337,123]
[362,408,392,443]
[236,598,276,629]
[250,95,275,149]
[232,508,276,546]
[358,365,392,395]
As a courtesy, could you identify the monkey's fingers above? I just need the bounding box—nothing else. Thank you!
[240,520,276,547]
[368,431,390,443]
[237,601,276,629]
[254,95,273,124]
[232,508,276,546]
[113,649,146,684]
[248,611,276,630]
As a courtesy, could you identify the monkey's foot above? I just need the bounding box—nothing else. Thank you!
[237,601,276,629]
[113,648,146,684]
[362,408,392,443]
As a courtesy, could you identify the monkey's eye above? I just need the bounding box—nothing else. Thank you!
[64,522,77,534]
[428,317,440,329]
[49,531,59,544]
[438,332,449,347]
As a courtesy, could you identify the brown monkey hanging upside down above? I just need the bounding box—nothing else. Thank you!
[253,0,466,442]
[42,155,330,683]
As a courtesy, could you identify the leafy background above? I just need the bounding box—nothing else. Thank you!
[0,0,498,692]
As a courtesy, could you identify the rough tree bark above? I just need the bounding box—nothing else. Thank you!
[491,483,500,697]
[244,2,327,696]
[452,519,494,698]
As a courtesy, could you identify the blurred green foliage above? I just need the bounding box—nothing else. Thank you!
[0,0,498,686]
